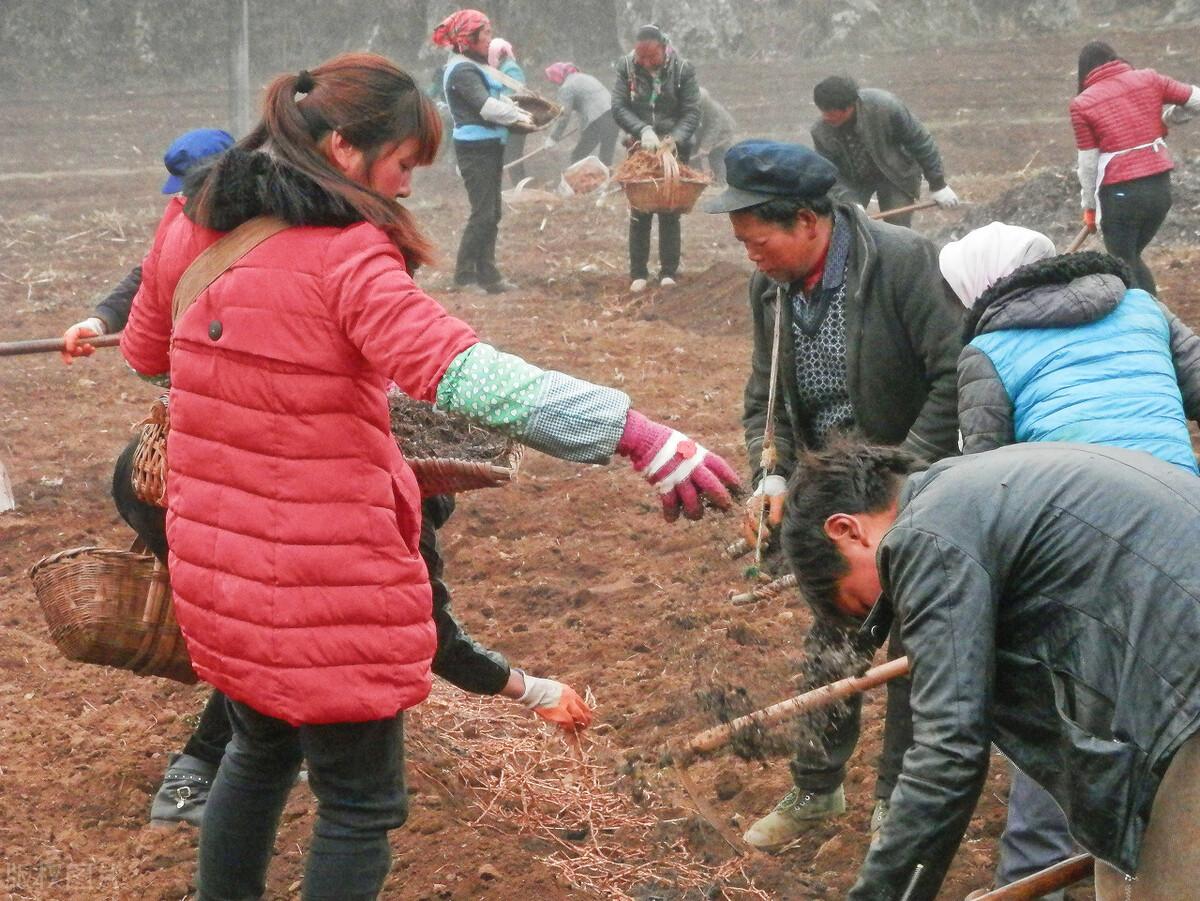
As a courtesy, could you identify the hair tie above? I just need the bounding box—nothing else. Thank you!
[296,70,315,95]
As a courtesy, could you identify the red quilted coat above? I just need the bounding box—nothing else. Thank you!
[1069,60,1192,186]
[121,164,478,726]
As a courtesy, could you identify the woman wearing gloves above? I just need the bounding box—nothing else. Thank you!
[1071,40,1200,294]
[488,37,529,186]
[118,52,736,900]
[545,62,618,167]
[611,24,701,293]
[434,9,530,293]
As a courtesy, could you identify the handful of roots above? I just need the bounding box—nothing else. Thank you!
[614,148,708,183]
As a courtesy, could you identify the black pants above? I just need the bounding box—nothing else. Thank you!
[789,617,912,800]
[847,176,920,227]
[198,701,406,901]
[453,138,505,287]
[571,111,619,167]
[502,130,527,185]
[629,147,691,280]
[1099,171,1172,295]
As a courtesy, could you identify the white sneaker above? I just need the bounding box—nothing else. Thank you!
[659,276,677,289]
[629,278,648,293]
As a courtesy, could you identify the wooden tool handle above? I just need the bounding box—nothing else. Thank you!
[681,656,910,758]
[0,332,122,357]
[1064,225,1092,254]
[973,853,1094,899]
[869,200,939,220]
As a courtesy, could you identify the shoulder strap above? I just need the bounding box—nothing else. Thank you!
[171,215,290,323]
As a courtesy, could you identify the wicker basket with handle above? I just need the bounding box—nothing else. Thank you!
[28,542,196,684]
[619,147,709,215]
[409,443,523,497]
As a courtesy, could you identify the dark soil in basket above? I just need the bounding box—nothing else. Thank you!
[388,393,511,460]
[388,392,508,461]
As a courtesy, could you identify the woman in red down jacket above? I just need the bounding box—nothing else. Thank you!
[1071,40,1200,295]
[119,53,738,900]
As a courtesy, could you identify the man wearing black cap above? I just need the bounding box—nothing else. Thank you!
[611,24,701,293]
[703,139,963,850]
[811,76,959,227]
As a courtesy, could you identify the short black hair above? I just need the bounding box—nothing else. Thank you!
[813,76,859,112]
[743,194,833,226]
[635,23,667,44]
[780,438,916,625]
[1077,40,1120,93]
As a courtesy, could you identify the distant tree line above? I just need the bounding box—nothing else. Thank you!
[2,0,1195,89]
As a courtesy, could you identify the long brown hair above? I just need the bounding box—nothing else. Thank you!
[191,53,442,268]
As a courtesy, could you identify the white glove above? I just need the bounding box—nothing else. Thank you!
[516,673,563,710]
[70,316,108,336]
[640,126,661,152]
[515,672,593,731]
[543,135,558,150]
[931,186,960,208]
[479,96,528,127]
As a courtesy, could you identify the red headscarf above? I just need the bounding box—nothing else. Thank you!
[431,9,489,50]
[545,62,579,85]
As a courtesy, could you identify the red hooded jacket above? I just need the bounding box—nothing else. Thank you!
[121,194,478,725]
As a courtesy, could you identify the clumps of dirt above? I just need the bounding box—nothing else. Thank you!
[937,156,1200,247]
[388,392,508,461]
[639,260,751,336]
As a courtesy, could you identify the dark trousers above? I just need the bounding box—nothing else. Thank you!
[198,700,407,901]
[790,617,911,800]
[995,762,1074,899]
[453,138,505,287]
[502,130,527,185]
[571,111,619,167]
[629,147,690,280]
[847,177,920,227]
[1099,171,1172,295]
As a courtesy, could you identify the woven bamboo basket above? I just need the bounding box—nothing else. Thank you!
[131,395,168,506]
[29,544,196,684]
[510,93,562,133]
[620,151,709,214]
[408,442,523,497]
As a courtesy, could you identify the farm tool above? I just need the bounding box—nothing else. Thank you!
[667,656,911,854]
[1064,224,1093,253]
[0,332,121,356]
[503,125,579,171]
[869,199,940,221]
[972,853,1095,899]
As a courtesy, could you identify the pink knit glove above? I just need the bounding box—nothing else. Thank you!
[616,410,741,521]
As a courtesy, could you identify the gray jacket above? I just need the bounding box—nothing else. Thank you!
[695,87,736,150]
[742,204,962,476]
[611,50,701,152]
[850,443,1200,898]
[811,88,946,198]
[551,71,611,140]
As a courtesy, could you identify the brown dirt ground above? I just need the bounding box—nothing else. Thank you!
[3,25,1200,901]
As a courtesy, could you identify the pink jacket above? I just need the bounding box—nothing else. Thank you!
[121,197,478,725]
[1070,61,1192,186]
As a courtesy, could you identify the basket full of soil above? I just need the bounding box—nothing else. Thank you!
[389,392,522,496]
[28,543,197,684]
[614,144,710,214]
[509,92,562,133]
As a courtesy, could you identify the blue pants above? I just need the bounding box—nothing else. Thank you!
[996,761,1075,900]
[197,700,407,901]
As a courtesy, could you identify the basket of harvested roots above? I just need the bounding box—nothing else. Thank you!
[614,142,711,214]
[29,543,196,684]
[389,393,523,496]
[509,92,562,133]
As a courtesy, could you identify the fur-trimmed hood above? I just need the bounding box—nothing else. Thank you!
[965,251,1133,341]
[181,147,367,233]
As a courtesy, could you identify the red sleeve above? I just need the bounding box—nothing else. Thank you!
[323,223,478,402]
[119,199,184,376]
[1157,70,1193,106]
[1068,99,1098,151]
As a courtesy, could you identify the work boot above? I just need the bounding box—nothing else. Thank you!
[869,797,890,848]
[149,753,217,827]
[742,784,846,850]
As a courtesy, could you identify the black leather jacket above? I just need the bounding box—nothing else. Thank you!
[610,50,701,155]
[849,443,1200,899]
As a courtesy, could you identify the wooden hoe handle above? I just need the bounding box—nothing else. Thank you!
[973,853,1094,899]
[1064,225,1092,254]
[869,200,939,220]
[0,332,122,357]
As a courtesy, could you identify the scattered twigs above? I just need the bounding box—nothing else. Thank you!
[973,853,1094,899]
[0,333,122,357]
[675,657,910,763]
[1064,225,1092,254]
[407,683,770,900]
[869,200,939,220]
[728,573,797,606]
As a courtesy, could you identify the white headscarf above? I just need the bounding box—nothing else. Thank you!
[488,38,515,68]
[939,221,1057,308]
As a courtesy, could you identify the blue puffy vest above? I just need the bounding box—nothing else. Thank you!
[443,55,508,144]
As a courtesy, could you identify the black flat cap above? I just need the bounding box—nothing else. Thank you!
[703,140,839,214]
